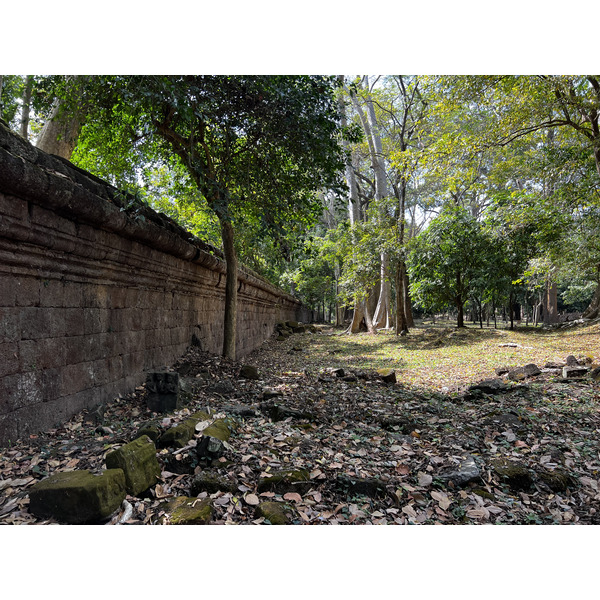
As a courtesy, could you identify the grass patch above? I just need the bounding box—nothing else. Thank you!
[278,320,600,391]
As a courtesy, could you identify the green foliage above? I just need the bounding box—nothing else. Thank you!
[407,206,492,318]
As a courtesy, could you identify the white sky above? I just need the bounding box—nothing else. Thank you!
[2,1,597,75]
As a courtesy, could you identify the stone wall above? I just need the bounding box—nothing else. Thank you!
[0,121,303,446]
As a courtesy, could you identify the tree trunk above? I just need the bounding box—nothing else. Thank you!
[373,253,391,329]
[220,219,238,359]
[583,279,600,319]
[36,76,88,159]
[543,281,558,326]
[403,269,414,328]
[456,271,464,327]
[20,76,33,140]
[395,262,408,334]
[509,289,514,330]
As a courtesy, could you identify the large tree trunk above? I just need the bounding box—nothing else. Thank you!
[395,262,408,334]
[338,76,359,226]
[20,76,33,140]
[220,219,238,359]
[543,281,558,326]
[373,253,391,329]
[583,278,600,319]
[349,78,391,330]
[37,98,84,159]
[36,77,88,159]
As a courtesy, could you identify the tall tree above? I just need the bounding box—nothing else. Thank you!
[74,75,346,359]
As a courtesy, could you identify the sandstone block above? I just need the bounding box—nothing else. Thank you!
[28,469,126,523]
[105,435,161,496]
[158,497,212,524]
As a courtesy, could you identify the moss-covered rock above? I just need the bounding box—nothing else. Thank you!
[472,488,496,501]
[157,411,211,448]
[105,435,161,496]
[158,496,212,525]
[190,471,237,495]
[135,422,162,442]
[539,469,573,492]
[257,469,311,495]
[255,501,291,524]
[377,368,397,383]
[196,419,231,459]
[491,458,532,490]
[286,320,300,329]
[28,469,126,523]
[240,365,260,380]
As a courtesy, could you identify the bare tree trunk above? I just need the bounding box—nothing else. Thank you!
[543,281,558,326]
[36,77,87,159]
[403,269,414,328]
[395,263,408,334]
[20,76,33,140]
[220,219,238,359]
[583,275,600,319]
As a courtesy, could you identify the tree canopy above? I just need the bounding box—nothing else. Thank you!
[3,74,600,334]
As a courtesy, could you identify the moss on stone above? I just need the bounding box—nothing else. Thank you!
[472,488,495,501]
[491,458,532,490]
[202,419,230,442]
[257,468,311,494]
[28,469,126,524]
[190,471,237,495]
[135,423,161,442]
[157,411,210,448]
[105,435,161,496]
[539,470,572,492]
[377,368,397,383]
[255,501,291,524]
[159,496,213,524]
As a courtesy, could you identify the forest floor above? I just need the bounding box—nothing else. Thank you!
[1,319,600,525]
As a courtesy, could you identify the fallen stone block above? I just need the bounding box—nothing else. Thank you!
[196,418,231,460]
[240,365,260,380]
[335,475,386,498]
[438,455,480,487]
[157,411,210,448]
[376,368,397,383]
[28,469,126,523]
[257,469,311,495]
[491,458,532,490]
[105,435,161,496]
[157,497,212,524]
[562,366,588,378]
[255,501,291,524]
[190,471,238,495]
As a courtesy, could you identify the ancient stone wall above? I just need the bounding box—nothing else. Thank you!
[0,121,303,446]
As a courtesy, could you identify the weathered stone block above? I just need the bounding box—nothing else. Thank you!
[240,365,260,380]
[146,371,180,413]
[377,368,397,383]
[158,496,212,524]
[196,419,231,459]
[105,435,161,496]
[255,501,291,524]
[257,469,311,495]
[190,471,237,495]
[562,366,588,378]
[28,469,126,523]
[157,411,210,448]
